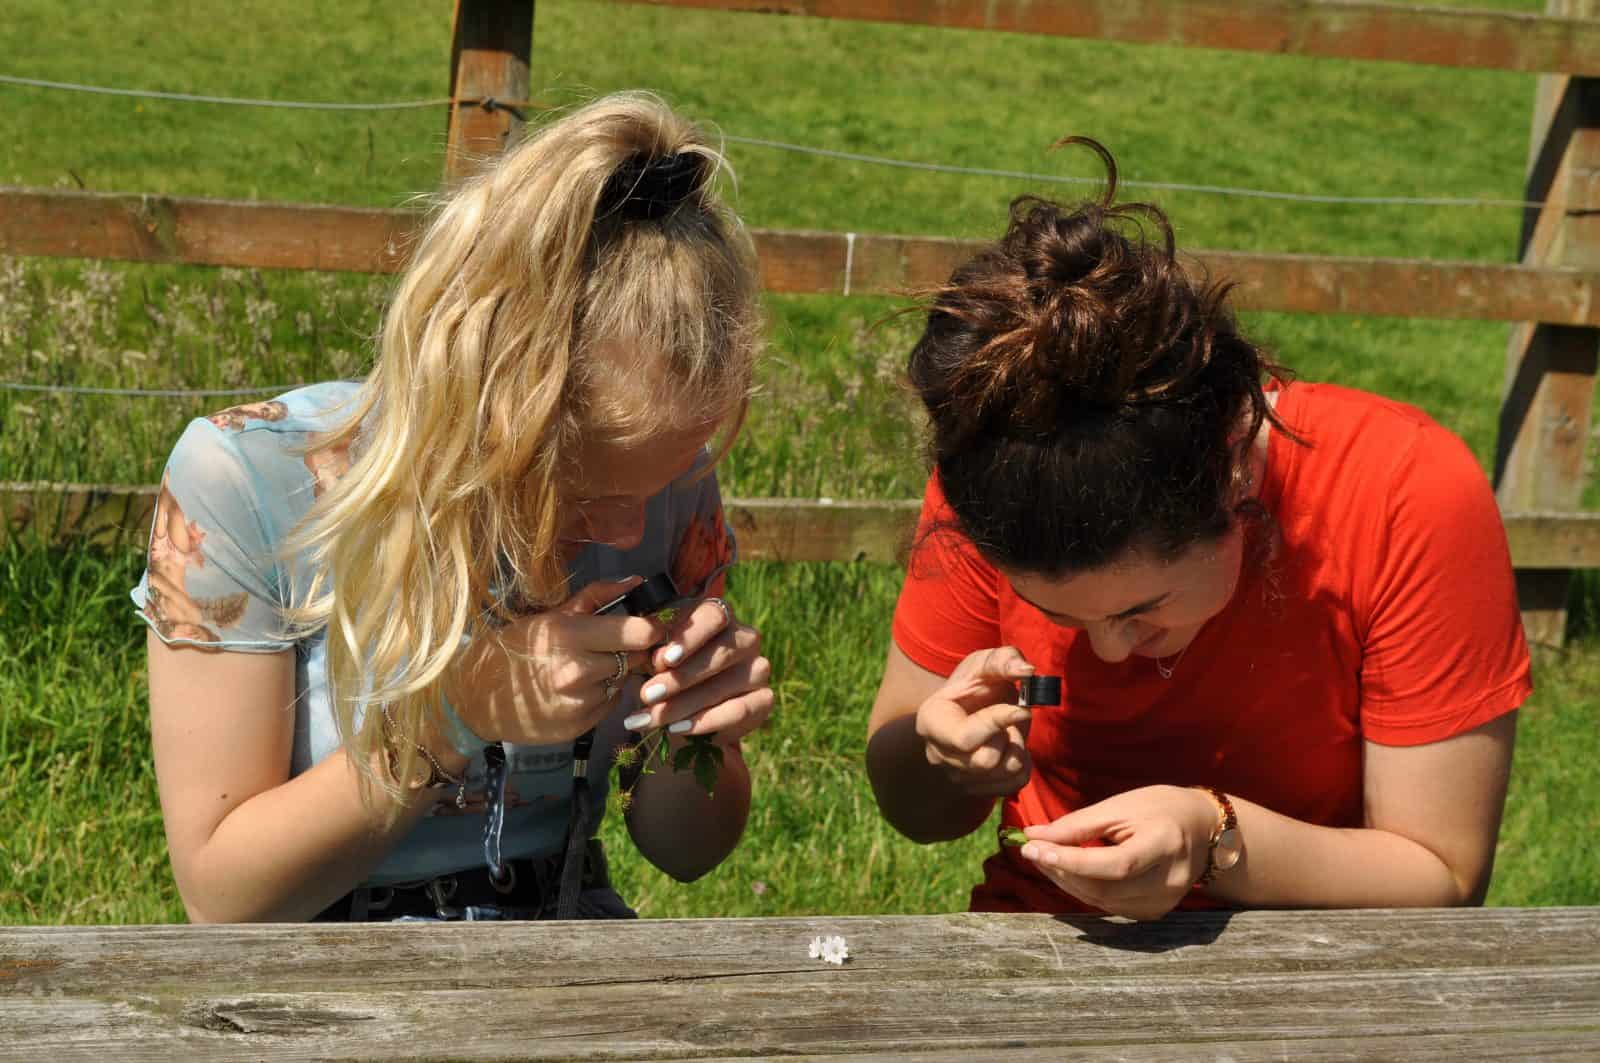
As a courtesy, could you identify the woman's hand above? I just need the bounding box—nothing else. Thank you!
[621,596,772,745]
[1017,785,1218,921]
[446,577,672,747]
[914,647,1036,797]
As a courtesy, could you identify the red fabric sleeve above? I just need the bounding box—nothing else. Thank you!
[891,474,1003,677]
[1357,423,1532,746]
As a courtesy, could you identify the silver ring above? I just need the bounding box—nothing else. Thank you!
[601,650,627,701]
[705,596,734,627]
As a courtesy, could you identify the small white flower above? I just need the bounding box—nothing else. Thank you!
[808,934,849,965]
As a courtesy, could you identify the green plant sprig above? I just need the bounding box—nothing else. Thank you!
[611,730,723,811]
[998,826,1029,848]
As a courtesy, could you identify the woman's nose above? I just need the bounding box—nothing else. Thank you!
[1084,619,1136,663]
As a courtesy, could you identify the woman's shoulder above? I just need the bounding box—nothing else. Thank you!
[1275,381,1478,490]
[1278,380,1443,439]
[1272,381,1496,564]
[195,381,364,440]
[161,381,366,536]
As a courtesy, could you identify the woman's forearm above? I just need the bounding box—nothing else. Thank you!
[626,744,751,882]
[173,749,442,923]
[1206,796,1483,909]
[865,714,997,844]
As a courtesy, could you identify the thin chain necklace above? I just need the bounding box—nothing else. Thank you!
[1156,642,1190,680]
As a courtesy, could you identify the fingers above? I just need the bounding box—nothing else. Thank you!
[638,621,760,705]
[553,578,671,653]
[951,645,1035,685]
[625,653,773,743]
[1019,837,1158,883]
[1023,804,1117,848]
[918,698,1032,795]
[563,576,645,615]
[918,698,1030,756]
[651,596,736,672]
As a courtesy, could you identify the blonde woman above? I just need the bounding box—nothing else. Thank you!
[135,94,773,923]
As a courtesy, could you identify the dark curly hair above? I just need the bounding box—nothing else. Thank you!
[908,138,1300,577]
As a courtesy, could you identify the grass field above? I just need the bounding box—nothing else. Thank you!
[2,0,1596,923]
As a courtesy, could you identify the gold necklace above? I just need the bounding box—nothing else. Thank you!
[1156,643,1190,680]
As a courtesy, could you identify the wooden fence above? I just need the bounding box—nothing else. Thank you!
[4,0,1600,643]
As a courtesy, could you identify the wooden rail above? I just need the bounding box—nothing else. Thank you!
[2,909,1598,1060]
[9,188,1600,325]
[619,0,1600,76]
[5,482,1596,568]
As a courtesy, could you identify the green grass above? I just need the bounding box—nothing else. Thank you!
[3,0,1598,922]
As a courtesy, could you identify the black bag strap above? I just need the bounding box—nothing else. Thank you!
[556,728,595,919]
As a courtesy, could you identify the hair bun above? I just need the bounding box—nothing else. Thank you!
[598,152,709,221]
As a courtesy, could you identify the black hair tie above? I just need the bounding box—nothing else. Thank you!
[597,152,708,222]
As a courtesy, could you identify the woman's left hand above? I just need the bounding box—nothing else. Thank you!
[1017,785,1219,921]
[623,597,773,745]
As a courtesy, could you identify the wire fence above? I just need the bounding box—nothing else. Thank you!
[0,70,1545,211]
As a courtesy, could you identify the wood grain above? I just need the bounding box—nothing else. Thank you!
[619,0,1600,76]
[1,909,1596,1060]
[1495,0,1600,646]
[13,190,1600,326]
[7,485,1600,571]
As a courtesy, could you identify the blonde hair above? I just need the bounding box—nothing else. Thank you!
[284,92,761,802]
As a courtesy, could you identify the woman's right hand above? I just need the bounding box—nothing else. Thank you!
[446,576,672,747]
[915,646,1037,797]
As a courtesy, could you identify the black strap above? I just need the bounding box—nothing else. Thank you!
[556,729,595,919]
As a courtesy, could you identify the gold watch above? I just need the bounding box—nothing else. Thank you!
[1192,786,1242,887]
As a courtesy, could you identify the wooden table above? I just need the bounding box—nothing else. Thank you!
[3,907,1598,1060]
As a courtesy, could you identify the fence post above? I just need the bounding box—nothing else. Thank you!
[444,0,535,182]
[1496,0,1600,647]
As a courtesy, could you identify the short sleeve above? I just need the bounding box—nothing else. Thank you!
[891,473,1003,677]
[130,419,293,651]
[1358,425,1532,745]
[669,459,737,599]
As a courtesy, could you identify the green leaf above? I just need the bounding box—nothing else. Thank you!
[998,826,1028,848]
[673,744,696,771]
[693,750,718,795]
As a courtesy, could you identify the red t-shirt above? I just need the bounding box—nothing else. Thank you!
[891,382,1532,914]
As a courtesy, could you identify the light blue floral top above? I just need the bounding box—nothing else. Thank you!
[131,381,735,884]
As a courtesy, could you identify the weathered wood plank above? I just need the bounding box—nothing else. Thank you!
[617,0,1600,76]
[0,189,416,272]
[1496,1,1600,646]
[444,0,535,182]
[1,910,1596,1060]
[7,484,1600,570]
[12,189,1600,326]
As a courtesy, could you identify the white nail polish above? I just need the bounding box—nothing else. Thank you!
[663,644,685,665]
[623,713,651,731]
[668,719,694,735]
[642,683,667,703]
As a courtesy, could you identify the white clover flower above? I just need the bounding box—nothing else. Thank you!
[808,934,849,965]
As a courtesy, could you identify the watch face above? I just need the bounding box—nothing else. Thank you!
[1214,827,1243,871]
